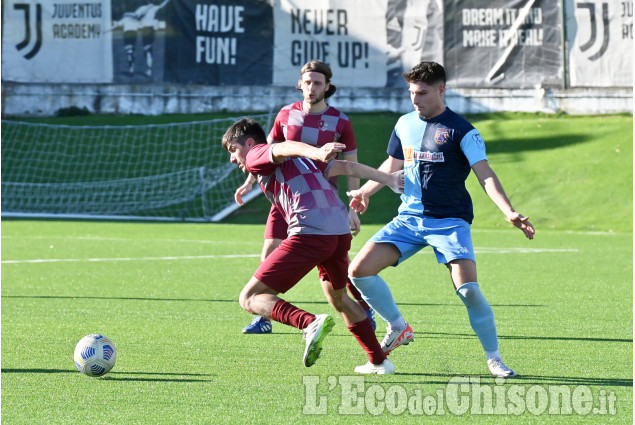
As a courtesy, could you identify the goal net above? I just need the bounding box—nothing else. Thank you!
[1,114,272,222]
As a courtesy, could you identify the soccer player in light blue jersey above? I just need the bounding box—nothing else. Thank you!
[347,61,535,378]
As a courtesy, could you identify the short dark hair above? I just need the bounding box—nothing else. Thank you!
[222,118,266,151]
[296,59,337,99]
[402,61,446,85]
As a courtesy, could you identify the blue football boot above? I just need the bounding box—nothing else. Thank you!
[242,316,273,334]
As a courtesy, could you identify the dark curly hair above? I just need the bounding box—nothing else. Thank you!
[402,61,446,86]
[221,118,266,151]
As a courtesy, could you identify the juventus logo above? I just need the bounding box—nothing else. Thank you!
[14,3,43,59]
[577,1,610,61]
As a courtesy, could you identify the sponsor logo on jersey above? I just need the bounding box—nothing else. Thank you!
[415,151,445,162]
[434,128,452,145]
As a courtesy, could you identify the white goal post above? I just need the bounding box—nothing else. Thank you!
[1,113,273,222]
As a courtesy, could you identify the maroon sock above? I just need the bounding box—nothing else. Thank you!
[348,318,387,365]
[270,300,316,330]
[347,280,371,311]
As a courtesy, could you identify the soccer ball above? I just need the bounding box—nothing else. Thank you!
[74,334,117,377]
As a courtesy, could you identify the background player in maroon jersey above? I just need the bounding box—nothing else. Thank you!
[235,60,376,334]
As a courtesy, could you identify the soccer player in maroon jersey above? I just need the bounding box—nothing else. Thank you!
[222,117,402,373]
[235,60,376,334]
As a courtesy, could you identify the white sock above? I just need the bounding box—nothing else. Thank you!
[486,350,501,360]
[389,317,407,331]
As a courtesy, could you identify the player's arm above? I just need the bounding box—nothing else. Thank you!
[235,134,283,205]
[270,141,345,163]
[341,151,360,194]
[341,151,361,236]
[327,159,402,192]
[345,156,404,214]
[472,160,535,240]
[328,158,403,214]
[235,173,257,206]
[359,155,404,195]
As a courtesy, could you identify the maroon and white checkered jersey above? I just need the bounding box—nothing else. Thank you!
[246,143,350,236]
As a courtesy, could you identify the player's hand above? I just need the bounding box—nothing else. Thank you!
[347,190,370,215]
[234,182,253,206]
[348,208,361,236]
[507,212,535,240]
[388,170,405,194]
[317,142,346,162]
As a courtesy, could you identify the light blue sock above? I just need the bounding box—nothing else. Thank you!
[456,282,499,352]
[349,275,403,325]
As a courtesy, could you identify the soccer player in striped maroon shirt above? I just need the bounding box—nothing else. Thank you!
[222,117,402,374]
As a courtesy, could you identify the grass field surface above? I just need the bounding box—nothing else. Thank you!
[1,221,632,424]
[2,112,632,424]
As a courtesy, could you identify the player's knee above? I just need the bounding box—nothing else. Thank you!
[239,288,254,313]
[348,259,365,278]
[323,288,344,311]
[328,294,346,312]
[456,282,487,308]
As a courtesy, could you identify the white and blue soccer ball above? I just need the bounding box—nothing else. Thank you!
[74,334,117,377]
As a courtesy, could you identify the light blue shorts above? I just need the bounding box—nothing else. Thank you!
[369,214,475,266]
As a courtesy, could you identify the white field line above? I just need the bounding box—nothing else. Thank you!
[0,235,232,244]
[1,254,262,264]
[1,248,578,264]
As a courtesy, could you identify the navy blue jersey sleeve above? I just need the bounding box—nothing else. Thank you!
[387,129,404,160]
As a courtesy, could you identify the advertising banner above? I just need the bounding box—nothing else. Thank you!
[272,0,443,87]
[1,0,631,89]
[566,0,633,87]
[162,0,273,84]
[2,0,113,83]
[444,0,563,88]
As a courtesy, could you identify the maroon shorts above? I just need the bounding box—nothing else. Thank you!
[264,205,288,240]
[254,233,352,293]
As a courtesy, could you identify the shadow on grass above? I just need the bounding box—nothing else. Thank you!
[485,134,593,156]
[107,371,213,383]
[2,295,545,309]
[1,368,213,382]
[425,331,632,344]
[390,373,632,387]
[3,294,238,303]
[267,330,631,345]
[507,375,633,387]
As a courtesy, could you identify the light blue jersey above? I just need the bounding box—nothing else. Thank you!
[387,108,487,224]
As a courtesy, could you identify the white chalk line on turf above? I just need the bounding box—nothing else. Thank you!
[2,248,578,264]
[1,254,261,264]
[0,235,235,244]
[474,247,579,253]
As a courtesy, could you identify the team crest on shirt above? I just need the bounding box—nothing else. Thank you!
[318,120,328,131]
[434,127,451,145]
[473,132,485,150]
